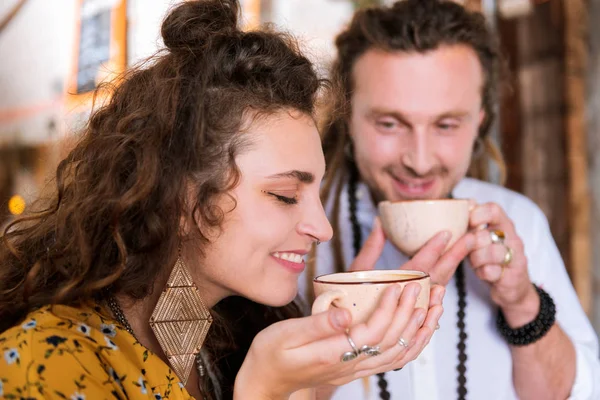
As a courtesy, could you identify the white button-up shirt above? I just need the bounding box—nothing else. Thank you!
[299,177,600,400]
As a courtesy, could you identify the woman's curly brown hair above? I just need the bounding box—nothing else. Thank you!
[0,0,323,342]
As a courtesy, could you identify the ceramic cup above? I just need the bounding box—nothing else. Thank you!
[311,270,430,326]
[378,199,470,256]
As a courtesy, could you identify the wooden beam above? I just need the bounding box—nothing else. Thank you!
[497,17,524,193]
[563,0,592,314]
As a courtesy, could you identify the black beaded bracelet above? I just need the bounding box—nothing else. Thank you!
[496,284,556,346]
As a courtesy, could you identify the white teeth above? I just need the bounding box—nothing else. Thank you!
[273,252,305,264]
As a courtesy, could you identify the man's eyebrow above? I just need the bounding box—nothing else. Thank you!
[436,111,471,119]
[368,107,472,121]
[368,108,411,124]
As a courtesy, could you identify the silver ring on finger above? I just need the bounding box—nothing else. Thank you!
[341,332,360,362]
[359,345,381,357]
[398,337,409,348]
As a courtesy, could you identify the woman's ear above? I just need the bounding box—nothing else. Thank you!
[179,181,199,238]
[478,109,486,127]
[179,212,193,238]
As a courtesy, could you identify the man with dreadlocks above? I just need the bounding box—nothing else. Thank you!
[301,1,600,399]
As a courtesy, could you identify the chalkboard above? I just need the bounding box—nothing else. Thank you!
[76,4,111,93]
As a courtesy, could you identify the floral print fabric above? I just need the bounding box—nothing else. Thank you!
[0,304,193,399]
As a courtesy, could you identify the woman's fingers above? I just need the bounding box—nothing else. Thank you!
[346,284,405,352]
[354,299,443,375]
[289,284,403,367]
[354,307,425,372]
[400,304,442,359]
[275,285,445,388]
[373,283,423,350]
[278,307,352,349]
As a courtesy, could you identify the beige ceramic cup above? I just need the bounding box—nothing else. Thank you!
[378,199,470,256]
[312,270,430,326]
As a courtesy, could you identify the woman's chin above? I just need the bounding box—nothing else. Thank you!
[255,288,298,308]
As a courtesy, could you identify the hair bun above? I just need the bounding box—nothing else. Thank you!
[161,0,239,51]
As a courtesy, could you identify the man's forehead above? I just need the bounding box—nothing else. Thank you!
[351,48,484,113]
[352,47,484,87]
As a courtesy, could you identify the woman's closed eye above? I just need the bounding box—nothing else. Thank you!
[265,192,298,205]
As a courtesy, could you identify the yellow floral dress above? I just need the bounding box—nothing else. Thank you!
[0,304,194,400]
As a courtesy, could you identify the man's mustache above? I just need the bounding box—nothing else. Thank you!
[384,166,448,180]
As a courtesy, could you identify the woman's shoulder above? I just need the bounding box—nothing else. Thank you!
[0,304,193,400]
[0,305,119,399]
[0,303,122,358]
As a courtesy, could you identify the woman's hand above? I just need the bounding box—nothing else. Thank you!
[234,220,448,399]
[234,281,443,399]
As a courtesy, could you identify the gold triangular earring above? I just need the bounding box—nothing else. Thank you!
[149,255,213,385]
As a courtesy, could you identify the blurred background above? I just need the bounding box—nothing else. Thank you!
[1,0,599,334]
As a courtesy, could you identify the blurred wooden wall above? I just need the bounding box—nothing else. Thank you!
[563,0,591,315]
[588,0,600,330]
[500,3,569,269]
[497,0,592,314]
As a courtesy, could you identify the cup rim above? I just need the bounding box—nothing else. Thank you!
[379,198,469,206]
[313,270,430,285]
